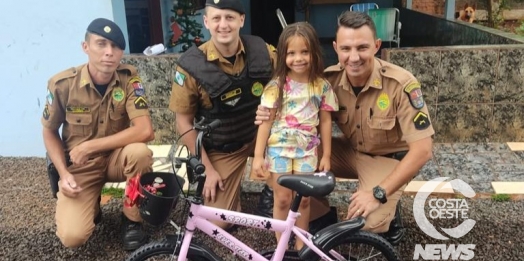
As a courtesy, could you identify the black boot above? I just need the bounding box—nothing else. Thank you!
[382,201,404,246]
[254,184,274,218]
[308,206,338,235]
[94,195,102,225]
[121,214,149,251]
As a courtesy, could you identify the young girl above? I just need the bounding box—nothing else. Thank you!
[252,22,339,250]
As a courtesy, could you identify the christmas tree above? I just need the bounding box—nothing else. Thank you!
[169,0,205,52]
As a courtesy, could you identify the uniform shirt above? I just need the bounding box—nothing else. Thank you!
[261,77,339,158]
[324,58,435,155]
[41,63,150,152]
[169,39,277,114]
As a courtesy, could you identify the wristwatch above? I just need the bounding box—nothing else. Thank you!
[373,186,387,204]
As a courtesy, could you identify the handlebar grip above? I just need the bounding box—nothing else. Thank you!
[207,119,222,131]
[189,157,206,175]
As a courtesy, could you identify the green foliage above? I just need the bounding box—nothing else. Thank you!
[515,21,524,35]
[169,0,205,52]
[101,187,124,198]
[492,0,509,28]
[491,193,511,202]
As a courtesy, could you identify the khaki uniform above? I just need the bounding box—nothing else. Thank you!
[169,40,277,227]
[315,58,435,233]
[41,64,153,247]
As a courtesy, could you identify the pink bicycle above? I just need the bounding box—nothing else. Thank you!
[126,119,400,261]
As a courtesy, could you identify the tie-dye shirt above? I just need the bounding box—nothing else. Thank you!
[260,77,339,158]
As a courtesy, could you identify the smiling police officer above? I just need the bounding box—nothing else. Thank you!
[169,0,277,230]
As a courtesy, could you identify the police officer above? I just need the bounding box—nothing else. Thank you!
[169,0,277,230]
[256,11,434,245]
[42,18,153,250]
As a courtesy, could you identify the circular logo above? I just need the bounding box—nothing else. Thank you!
[112,87,125,102]
[413,177,476,240]
[251,82,263,97]
[104,26,111,33]
[376,92,390,111]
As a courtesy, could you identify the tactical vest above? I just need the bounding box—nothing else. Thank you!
[176,35,272,150]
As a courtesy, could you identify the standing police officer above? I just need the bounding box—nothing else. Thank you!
[42,18,153,250]
[169,0,277,230]
[256,11,434,245]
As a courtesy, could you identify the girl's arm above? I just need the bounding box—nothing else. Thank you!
[254,109,276,157]
[253,108,277,177]
[318,110,332,171]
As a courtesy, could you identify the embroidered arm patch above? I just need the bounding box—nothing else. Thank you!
[404,83,425,109]
[134,96,149,109]
[174,71,186,86]
[413,111,430,130]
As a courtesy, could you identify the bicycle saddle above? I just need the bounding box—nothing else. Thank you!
[277,171,336,197]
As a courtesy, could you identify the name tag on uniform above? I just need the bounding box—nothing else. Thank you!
[66,106,90,113]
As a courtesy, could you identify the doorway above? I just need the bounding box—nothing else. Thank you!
[250,0,295,47]
[124,0,163,54]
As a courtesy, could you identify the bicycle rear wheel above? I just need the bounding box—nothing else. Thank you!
[324,230,400,261]
[125,239,212,261]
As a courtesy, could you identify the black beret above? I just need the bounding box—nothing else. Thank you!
[205,0,245,14]
[86,18,126,50]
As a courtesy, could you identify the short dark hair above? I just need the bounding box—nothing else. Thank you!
[336,11,377,39]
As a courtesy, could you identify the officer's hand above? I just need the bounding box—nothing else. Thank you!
[254,105,270,125]
[59,173,83,198]
[346,190,379,220]
[69,142,92,165]
[203,168,224,203]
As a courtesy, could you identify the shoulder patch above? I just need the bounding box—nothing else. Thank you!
[49,67,77,85]
[129,76,145,96]
[413,111,431,130]
[117,64,138,75]
[404,82,425,109]
[134,96,149,109]
[174,71,186,86]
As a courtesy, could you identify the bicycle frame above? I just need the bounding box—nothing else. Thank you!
[173,119,341,261]
[176,199,337,261]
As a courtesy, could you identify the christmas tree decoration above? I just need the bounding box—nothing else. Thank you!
[169,0,206,52]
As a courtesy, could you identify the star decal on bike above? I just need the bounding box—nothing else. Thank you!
[212,229,219,236]
[249,254,253,260]
[264,221,272,230]
[220,213,227,220]
[189,211,193,218]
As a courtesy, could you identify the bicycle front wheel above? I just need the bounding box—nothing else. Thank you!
[324,230,400,261]
[125,239,213,261]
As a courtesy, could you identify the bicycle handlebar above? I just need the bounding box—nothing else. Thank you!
[176,118,222,193]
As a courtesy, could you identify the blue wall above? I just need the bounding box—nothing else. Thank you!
[0,0,125,156]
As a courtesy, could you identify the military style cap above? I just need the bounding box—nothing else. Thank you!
[86,18,126,50]
[205,0,245,14]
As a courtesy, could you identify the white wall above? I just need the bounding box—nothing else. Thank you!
[0,0,119,156]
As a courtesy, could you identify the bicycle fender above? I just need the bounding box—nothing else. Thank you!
[166,234,222,260]
[298,217,366,261]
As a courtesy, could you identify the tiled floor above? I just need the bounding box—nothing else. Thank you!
[106,142,524,195]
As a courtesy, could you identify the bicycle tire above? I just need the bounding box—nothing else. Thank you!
[125,239,213,261]
[323,230,400,261]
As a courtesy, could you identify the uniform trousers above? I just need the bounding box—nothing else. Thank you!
[310,137,405,233]
[204,140,255,229]
[55,143,153,248]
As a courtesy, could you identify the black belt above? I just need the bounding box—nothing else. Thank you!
[383,151,408,161]
[205,141,244,153]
